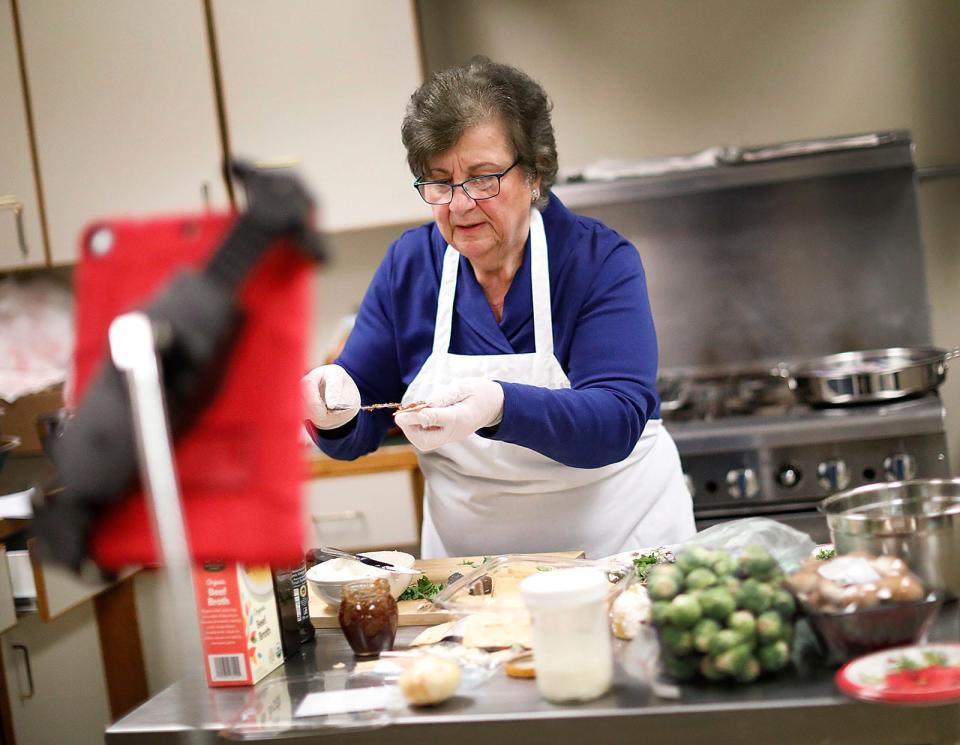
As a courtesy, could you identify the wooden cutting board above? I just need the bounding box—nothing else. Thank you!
[308,551,584,629]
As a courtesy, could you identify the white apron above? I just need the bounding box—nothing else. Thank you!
[402,208,695,559]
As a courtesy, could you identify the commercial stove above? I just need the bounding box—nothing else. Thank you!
[662,377,950,543]
[553,130,950,544]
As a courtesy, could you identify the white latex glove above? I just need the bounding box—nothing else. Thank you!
[300,364,361,430]
[394,378,504,453]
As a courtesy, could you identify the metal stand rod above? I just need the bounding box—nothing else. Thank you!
[109,312,205,741]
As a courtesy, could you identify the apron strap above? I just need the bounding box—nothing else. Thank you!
[529,208,554,357]
[434,208,552,356]
[433,246,460,355]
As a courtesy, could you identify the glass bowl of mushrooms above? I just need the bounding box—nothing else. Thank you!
[787,552,943,664]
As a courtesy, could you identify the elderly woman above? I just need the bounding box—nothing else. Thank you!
[302,57,695,559]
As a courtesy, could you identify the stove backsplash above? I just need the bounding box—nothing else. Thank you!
[562,134,932,371]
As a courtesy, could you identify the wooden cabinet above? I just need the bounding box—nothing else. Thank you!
[1,604,111,745]
[15,0,228,265]
[307,446,422,552]
[0,541,146,745]
[211,0,427,232]
[0,1,45,270]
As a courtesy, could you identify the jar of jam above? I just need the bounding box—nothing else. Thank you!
[338,578,398,658]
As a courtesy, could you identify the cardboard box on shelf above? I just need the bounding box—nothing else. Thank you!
[193,561,285,687]
[0,384,64,455]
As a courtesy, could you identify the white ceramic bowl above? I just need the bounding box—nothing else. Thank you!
[306,550,416,607]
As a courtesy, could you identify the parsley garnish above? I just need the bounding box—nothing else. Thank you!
[398,576,444,602]
[632,552,661,583]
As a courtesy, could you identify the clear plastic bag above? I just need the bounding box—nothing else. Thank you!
[678,517,816,572]
[617,624,680,700]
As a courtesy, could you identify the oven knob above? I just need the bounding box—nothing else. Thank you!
[883,453,917,482]
[817,459,850,492]
[777,465,802,488]
[726,468,759,500]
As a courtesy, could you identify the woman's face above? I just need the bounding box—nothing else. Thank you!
[424,117,539,269]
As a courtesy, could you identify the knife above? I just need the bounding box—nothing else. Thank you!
[310,546,423,576]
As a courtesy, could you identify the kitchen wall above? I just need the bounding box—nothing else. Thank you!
[415,0,960,467]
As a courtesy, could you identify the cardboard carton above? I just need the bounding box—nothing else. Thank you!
[0,384,64,455]
[193,561,284,687]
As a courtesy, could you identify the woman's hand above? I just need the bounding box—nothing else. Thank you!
[395,378,504,452]
[301,364,361,429]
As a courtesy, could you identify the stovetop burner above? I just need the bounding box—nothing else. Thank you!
[659,371,799,422]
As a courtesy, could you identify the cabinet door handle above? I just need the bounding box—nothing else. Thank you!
[312,510,364,524]
[11,644,34,700]
[0,196,28,258]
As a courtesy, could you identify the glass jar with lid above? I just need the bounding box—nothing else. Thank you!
[338,578,398,658]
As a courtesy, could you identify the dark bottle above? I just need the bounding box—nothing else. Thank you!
[273,561,315,657]
[338,578,398,658]
[290,562,315,644]
[273,566,300,656]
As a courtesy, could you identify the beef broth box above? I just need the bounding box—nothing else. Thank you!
[193,561,284,687]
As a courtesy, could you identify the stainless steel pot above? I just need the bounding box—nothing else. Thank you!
[819,479,960,598]
[775,346,959,406]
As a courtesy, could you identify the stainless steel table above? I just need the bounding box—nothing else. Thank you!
[107,604,960,745]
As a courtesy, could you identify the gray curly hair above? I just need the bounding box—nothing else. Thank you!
[401,56,558,209]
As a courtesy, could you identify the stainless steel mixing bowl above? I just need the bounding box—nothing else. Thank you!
[820,479,960,599]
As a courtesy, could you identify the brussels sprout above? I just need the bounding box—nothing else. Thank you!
[778,623,794,645]
[651,600,672,626]
[711,553,735,577]
[700,654,726,681]
[677,546,714,574]
[692,618,722,653]
[685,567,718,590]
[720,576,742,596]
[758,640,790,672]
[714,643,753,677]
[648,573,681,602]
[728,610,757,639]
[662,653,699,682]
[699,587,737,621]
[734,657,762,683]
[667,594,703,629]
[708,628,744,657]
[755,610,783,643]
[660,625,694,656]
[771,589,797,619]
[736,578,774,614]
[737,544,776,576]
[649,563,685,585]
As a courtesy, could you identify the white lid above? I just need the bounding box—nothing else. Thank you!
[520,567,608,608]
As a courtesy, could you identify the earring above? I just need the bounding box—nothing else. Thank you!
[531,189,540,202]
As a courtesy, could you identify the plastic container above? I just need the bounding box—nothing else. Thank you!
[804,592,943,664]
[520,567,613,703]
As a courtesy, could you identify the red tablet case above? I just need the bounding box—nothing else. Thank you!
[71,212,310,569]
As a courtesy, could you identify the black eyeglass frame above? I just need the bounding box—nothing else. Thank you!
[412,158,522,205]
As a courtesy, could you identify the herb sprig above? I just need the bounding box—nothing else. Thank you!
[632,553,661,583]
[397,576,444,602]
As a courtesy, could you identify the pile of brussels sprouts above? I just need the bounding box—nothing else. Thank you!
[648,544,796,683]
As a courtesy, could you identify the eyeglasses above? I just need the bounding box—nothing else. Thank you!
[413,159,521,205]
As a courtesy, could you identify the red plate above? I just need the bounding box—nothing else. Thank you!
[836,643,960,705]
